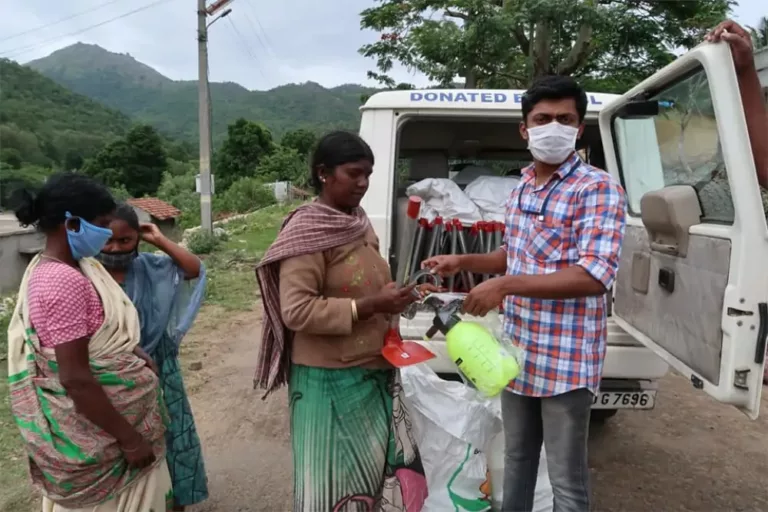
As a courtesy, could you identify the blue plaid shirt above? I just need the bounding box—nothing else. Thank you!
[502,153,627,396]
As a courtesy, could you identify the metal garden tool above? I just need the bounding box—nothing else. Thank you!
[382,199,437,368]
[453,218,475,291]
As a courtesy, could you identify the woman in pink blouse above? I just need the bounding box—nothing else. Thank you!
[6,173,172,512]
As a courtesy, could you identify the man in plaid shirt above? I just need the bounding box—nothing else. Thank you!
[423,75,627,512]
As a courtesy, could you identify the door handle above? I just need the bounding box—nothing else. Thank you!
[649,242,678,255]
[754,302,767,365]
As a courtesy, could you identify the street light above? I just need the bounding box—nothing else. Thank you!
[207,8,231,28]
[197,0,233,234]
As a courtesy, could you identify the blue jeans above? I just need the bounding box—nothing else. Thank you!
[501,388,592,512]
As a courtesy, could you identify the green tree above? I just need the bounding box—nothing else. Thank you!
[0,124,51,167]
[110,185,132,202]
[84,124,168,197]
[165,139,196,162]
[156,171,202,229]
[167,158,196,177]
[53,130,112,170]
[63,150,84,171]
[0,148,23,169]
[255,146,308,185]
[359,0,732,92]
[0,165,50,209]
[280,129,317,158]
[215,118,275,191]
[750,16,768,50]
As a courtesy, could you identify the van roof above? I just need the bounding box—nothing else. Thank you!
[360,89,619,112]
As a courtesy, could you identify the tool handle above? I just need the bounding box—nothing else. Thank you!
[395,196,423,287]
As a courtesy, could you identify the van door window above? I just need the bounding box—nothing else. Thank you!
[615,68,733,223]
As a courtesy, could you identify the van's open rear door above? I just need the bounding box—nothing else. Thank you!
[599,42,768,419]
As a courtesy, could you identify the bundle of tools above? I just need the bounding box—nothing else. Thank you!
[399,199,506,293]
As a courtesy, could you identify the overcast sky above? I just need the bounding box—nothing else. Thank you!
[0,0,763,91]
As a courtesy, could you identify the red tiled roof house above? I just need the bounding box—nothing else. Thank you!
[126,198,182,241]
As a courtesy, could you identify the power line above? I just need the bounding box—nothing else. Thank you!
[0,0,176,60]
[239,9,271,56]
[225,16,269,85]
[240,0,277,59]
[0,0,127,44]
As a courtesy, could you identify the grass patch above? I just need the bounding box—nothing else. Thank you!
[203,202,300,310]
[0,295,35,510]
[0,369,35,511]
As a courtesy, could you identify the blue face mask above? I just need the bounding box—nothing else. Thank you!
[65,212,113,261]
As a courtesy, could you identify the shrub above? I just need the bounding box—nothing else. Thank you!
[186,230,220,255]
[219,177,277,214]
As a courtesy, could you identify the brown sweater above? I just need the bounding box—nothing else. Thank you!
[279,227,392,368]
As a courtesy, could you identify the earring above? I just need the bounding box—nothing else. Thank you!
[321,177,326,183]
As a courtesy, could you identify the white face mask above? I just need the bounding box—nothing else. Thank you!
[526,122,579,165]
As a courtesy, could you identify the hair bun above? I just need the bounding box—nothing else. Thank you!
[10,187,40,227]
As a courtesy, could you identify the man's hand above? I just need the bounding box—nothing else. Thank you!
[139,223,166,247]
[415,282,445,299]
[706,20,755,74]
[462,277,506,317]
[421,255,462,276]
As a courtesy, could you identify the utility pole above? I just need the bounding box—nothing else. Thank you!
[197,0,232,233]
[197,0,213,233]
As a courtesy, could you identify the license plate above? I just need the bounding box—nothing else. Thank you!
[591,390,656,409]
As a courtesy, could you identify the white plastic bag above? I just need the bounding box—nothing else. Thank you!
[406,178,484,224]
[401,365,554,512]
[402,365,500,511]
[463,176,521,222]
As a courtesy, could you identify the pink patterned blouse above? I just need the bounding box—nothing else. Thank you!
[27,260,105,348]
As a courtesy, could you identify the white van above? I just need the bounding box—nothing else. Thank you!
[360,88,670,421]
[359,42,768,507]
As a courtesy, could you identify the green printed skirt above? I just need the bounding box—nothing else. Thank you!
[289,365,428,512]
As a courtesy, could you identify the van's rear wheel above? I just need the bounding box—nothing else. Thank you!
[590,409,618,423]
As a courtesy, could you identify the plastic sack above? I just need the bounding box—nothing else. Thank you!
[406,178,484,225]
[401,365,554,512]
[401,364,501,512]
[463,176,521,223]
[451,165,497,187]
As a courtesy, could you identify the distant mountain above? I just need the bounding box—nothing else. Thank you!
[27,43,375,145]
[0,57,132,169]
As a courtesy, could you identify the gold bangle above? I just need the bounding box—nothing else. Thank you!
[351,300,358,322]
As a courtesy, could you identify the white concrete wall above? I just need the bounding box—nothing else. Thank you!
[0,229,44,295]
[131,206,152,224]
[756,48,768,102]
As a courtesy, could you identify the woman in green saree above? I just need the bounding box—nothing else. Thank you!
[96,204,209,511]
[7,173,171,511]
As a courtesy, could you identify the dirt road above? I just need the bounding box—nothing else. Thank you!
[182,307,768,512]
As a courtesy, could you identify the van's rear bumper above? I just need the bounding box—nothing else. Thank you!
[412,339,670,381]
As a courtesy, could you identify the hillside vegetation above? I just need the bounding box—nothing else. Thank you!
[0,58,131,170]
[27,43,374,145]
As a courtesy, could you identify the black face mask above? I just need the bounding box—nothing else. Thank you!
[96,249,138,270]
